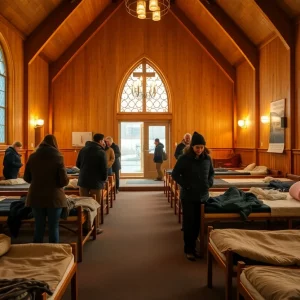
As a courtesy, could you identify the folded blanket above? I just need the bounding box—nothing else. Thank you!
[64,179,78,189]
[249,187,287,200]
[0,278,52,300]
[211,229,300,266]
[66,196,100,229]
[0,178,27,186]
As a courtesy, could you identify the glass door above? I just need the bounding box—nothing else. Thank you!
[120,121,170,178]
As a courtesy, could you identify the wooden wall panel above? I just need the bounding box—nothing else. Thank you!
[60,149,79,167]
[0,16,24,149]
[296,22,300,149]
[258,149,291,175]
[292,151,300,175]
[259,37,291,150]
[52,8,233,154]
[28,55,49,149]
[235,61,256,148]
[234,148,257,166]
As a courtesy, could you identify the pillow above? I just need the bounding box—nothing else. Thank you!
[0,178,27,185]
[0,234,11,256]
[289,181,300,201]
[244,163,256,171]
[252,166,268,173]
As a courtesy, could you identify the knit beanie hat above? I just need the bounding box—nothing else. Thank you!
[191,132,206,146]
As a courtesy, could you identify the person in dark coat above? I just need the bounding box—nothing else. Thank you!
[24,135,69,243]
[76,133,107,204]
[172,132,214,261]
[3,141,23,179]
[153,138,164,181]
[105,136,121,193]
[174,133,191,160]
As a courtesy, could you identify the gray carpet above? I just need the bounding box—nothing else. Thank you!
[62,191,227,300]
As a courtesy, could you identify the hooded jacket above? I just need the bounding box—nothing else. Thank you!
[171,151,214,202]
[174,140,187,160]
[24,142,69,208]
[76,141,107,189]
[3,147,23,179]
[153,142,164,163]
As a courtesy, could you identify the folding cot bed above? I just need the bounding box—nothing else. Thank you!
[206,227,300,300]
[197,189,300,257]
[236,262,300,300]
[0,235,77,299]
[0,196,99,262]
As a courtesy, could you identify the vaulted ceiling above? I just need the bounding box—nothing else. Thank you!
[0,0,299,72]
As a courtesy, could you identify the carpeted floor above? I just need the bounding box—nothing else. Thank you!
[62,191,227,300]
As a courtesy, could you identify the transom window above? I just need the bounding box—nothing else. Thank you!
[0,45,6,143]
[120,60,168,113]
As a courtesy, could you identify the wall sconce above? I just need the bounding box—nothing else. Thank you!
[33,119,44,128]
[238,119,248,128]
[261,116,270,124]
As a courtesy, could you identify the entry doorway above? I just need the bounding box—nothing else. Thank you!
[120,121,170,178]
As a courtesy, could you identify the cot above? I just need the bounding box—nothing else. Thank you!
[236,262,300,300]
[0,240,77,299]
[0,197,99,262]
[206,227,300,300]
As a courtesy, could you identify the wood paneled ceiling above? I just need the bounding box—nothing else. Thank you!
[176,0,242,65]
[0,0,63,36]
[0,0,299,69]
[42,0,111,61]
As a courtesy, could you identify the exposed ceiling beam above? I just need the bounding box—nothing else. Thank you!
[253,0,293,49]
[24,0,83,65]
[170,5,235,82]
[50,0,124,82]
[199,0,258,69]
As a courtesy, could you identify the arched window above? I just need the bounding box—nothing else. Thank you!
[120,60,169,113]
[0,45,6,143]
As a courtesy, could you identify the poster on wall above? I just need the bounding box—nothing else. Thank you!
[267,99,285,153]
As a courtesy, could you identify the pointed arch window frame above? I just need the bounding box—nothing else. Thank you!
[118,58,171,114]
[0,44,7,144]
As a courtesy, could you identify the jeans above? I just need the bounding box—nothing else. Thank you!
[32,208,63,243]
[108,167,113,176]
[181,199,201,253]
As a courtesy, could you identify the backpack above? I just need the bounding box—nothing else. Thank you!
[162,151,168,161]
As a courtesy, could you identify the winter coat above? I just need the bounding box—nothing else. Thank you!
[174,141,186,160]
[3,147,23,179]
[105,146,115,169]
[171,152,214,202]
[111,143,121,171]
[153,142,164,163]
[76,141,107,189]
[24,143,69,208]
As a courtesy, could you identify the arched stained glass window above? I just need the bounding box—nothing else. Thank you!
[0,45,6,143]
[120,60,169,113]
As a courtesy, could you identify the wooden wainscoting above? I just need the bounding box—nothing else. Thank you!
[257,149,291,175]
[209,149,233,160]
[60,149,79,167]
[292,150,300,175]
[234,148,257,166]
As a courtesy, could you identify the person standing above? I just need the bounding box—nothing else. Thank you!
[76,133,107,206]
[104,140,115,176]
[24,135,69,243]
[105,137,121,193]
[3,141,23,179]
[174,133,191,160]
[153,138,164,181]
[171,132,214,261]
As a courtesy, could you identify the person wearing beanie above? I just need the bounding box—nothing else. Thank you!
[171,131,214,261]
[24,135,69,243]
[174,133,191,160]
[153,138,164,181]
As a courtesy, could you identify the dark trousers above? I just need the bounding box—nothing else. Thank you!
[181,199,201,253]
[113,169,120,190]
[32,208,63,243]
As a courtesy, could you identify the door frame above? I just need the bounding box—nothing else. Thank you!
[118,119,171,178]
